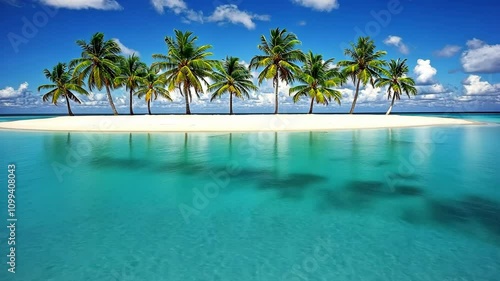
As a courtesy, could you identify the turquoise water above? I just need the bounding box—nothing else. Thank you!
[0,117,499,280]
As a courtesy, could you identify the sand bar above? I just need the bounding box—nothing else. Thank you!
[0,114,477,132]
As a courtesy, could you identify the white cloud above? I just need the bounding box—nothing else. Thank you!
[298,20,307,26]
[414,59,437,85]
[292,0,339,12]
[151,0,202,23]
[335,84,386,107]
[151,0,186,14]
[383,35,409,55]
[112,38,140,56]
[416,83,447,95]
[462,75,500,95]
[434,45,461,57]
[150,1,268,28]
[80,92,131,108]
[0,82,29,99]
[40,0,122,10]
[0,83,48,109]
[461,39,500,73]
[207,5,269,30]
[184,9,204,23]
[359,84,384,103]
[466,38,485,49]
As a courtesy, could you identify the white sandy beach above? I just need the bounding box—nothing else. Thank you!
[0,114,476,132]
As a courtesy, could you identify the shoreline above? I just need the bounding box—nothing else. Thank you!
[0,114,478,132]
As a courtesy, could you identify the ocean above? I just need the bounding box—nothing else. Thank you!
[0,113,499,280]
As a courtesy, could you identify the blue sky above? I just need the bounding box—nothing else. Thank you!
[1,0,499,114]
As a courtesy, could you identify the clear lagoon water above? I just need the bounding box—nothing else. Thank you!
[0,114,499,280]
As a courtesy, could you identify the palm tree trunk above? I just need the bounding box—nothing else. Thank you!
[274,74,279,114]
[64,94,74,116]
[184,86,191,115]
[129,89,134,115]
[308,97,315,114]
[386,94,396,115]
[105,82,119,115]
[229,92,233,115]
[147,98,152,115]
[349,78,361,114]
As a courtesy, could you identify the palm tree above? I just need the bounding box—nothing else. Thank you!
[152,30,213,115]
[249,27,304,114]
[209,57,258,115]
[38,63,89,116]
[114,54,147,115]
[71,32,122,115]
[289,51,343,114]
[375,59,417,115]
[136,66,172,115]
[338,36,386,114]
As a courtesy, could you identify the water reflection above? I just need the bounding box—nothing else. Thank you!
[39,128,500,246]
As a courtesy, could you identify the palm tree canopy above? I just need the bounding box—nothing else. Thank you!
[249,27,305,86]
[376,58,417,100]
[338,36,387,87]
[70,32,122,91]
[152,30,213,100]
[38,62,89,105]
[114,54,147,91]
[136,66,172,103]
[209,56,258,102]
[289,51,343,105]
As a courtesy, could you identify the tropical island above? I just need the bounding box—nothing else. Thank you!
[0,28,476,132]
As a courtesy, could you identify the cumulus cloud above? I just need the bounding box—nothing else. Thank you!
[207,5,270,30]
[112,38,140,56]
[183,9,203,23]
[414,59,437,85]
[0,82,29,99]
[40,0,122,10]
[334,84,387,108]
[80,92,130,108]
[383,35,409,55]
[434,45,461,57]
[151,0,186,14]
[151,0,202,23]
[150,1,268,28]
[462,75,500,95]
[0,83,49,110]
[466,38,485,49]
[461,39,500,73]
[292,0,339,12]
[416,83,447,95]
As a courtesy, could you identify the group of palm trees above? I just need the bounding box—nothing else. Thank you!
[39,28,417,116]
